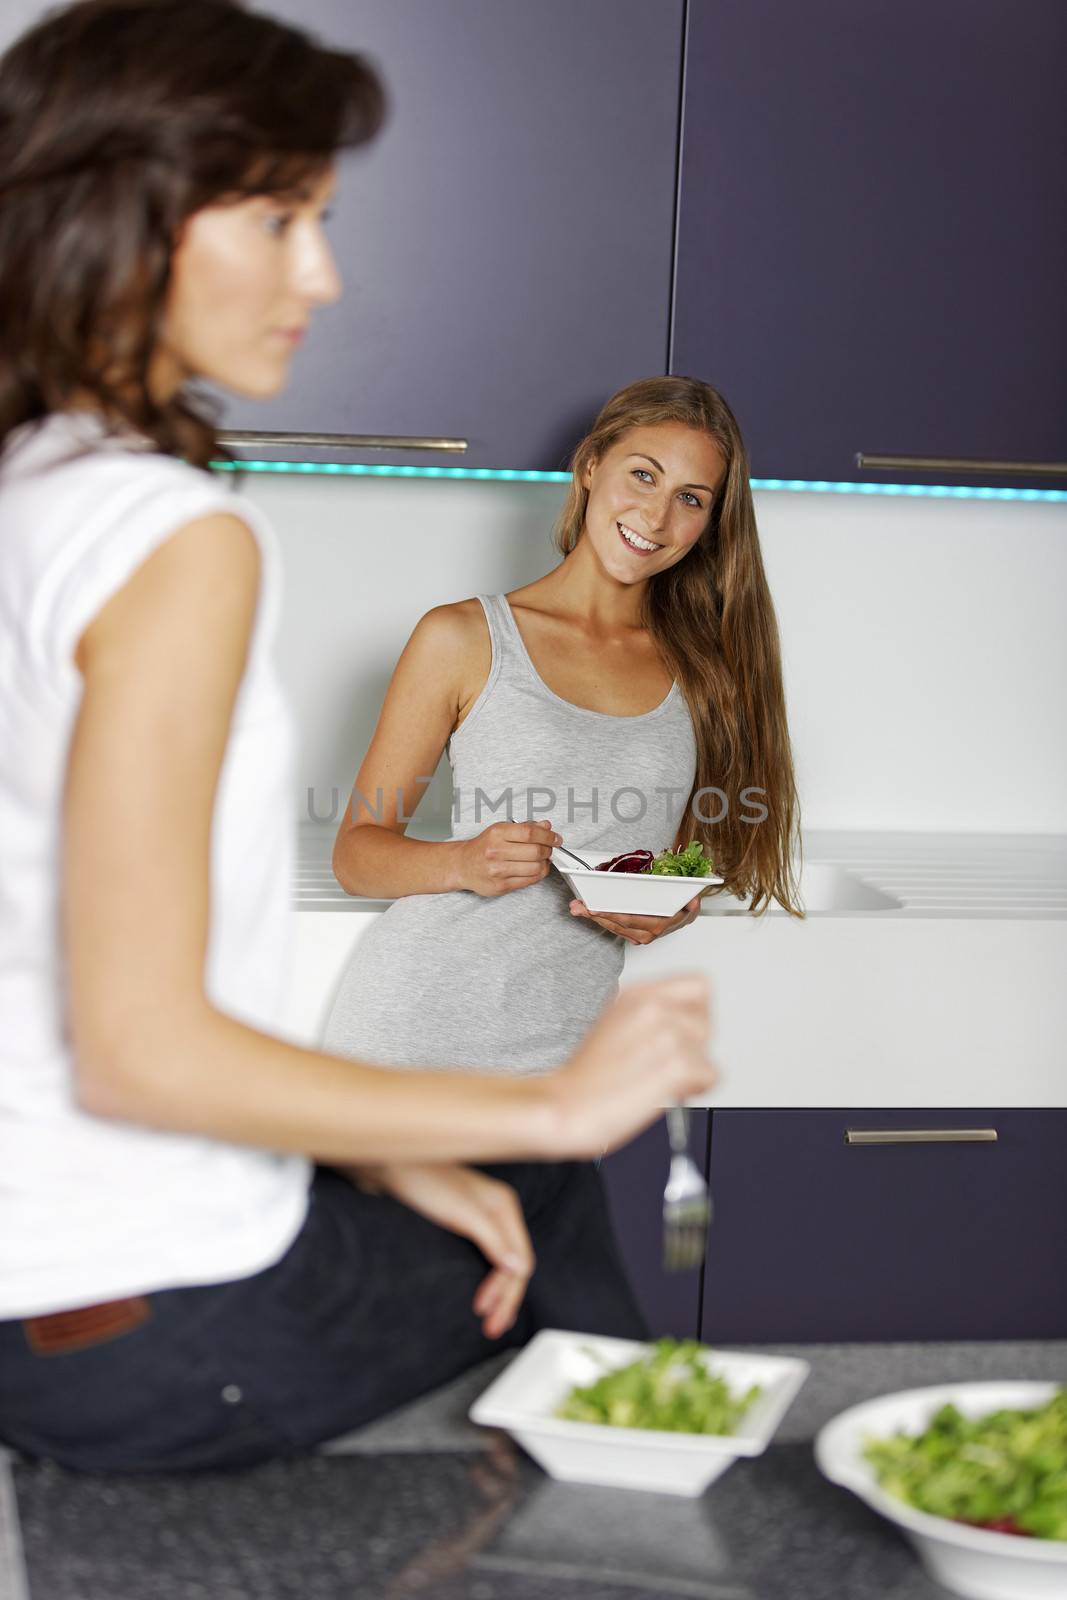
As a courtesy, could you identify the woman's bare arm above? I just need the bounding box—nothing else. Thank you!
[331,604,473,897]
[64,514,716,1164]
[331,605,560,900]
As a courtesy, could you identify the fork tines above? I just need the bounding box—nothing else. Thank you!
[662,1156,713,1273]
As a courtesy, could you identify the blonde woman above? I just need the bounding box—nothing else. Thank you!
[324,375,802,1322]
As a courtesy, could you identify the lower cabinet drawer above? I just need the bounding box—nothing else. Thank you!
[601,1112,709,1340]
[702,1110,1067,1343]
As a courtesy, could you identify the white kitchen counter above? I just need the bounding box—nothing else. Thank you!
[287,826,1067,1106]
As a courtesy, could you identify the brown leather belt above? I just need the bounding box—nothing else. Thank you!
[23,1295,150,1356]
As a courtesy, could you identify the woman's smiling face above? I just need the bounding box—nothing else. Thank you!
[581,420,727,583]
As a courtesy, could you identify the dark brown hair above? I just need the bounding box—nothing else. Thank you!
[556,376,802,915]
[0,0,385,467]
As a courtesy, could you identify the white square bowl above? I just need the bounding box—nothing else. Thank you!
[814,1381,1067,1600]
[551,849,723,918]
[469,1329,809,1497]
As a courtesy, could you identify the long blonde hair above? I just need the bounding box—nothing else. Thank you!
[555,376,802,915]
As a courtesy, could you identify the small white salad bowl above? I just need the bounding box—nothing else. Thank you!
[814,1381,1067,1600]
[469,1329,809,1497]
[551,848,723,918]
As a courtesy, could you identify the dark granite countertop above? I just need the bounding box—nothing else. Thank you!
[4,1341,1066,1600]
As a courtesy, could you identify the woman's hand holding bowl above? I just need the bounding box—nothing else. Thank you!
[568,894,703,945]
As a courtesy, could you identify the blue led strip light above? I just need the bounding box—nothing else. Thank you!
[210,460,569,483]
[209,460,1067,503]
[750,478,1067,503]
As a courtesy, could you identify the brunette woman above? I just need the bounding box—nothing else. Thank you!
[0,0,714,1474]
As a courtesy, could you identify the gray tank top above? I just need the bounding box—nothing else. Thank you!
[321,593,697,1074]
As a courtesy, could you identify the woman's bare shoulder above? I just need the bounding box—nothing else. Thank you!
[409,598,491,725]
[409,596,487,657]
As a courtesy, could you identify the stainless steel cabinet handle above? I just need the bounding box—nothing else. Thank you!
[219,430,469,454]
[845,1128,998,1145]
[856,453,1067,477]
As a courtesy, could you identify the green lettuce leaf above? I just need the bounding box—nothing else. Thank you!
[648,840,715,878]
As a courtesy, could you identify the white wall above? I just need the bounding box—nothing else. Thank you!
[241,472,1067,836]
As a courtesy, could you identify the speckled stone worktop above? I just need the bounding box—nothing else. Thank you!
[4,1340,1065,1599]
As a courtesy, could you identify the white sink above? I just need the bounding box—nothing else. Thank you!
[702,861,902,914]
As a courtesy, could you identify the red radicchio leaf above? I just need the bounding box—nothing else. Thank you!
[595,849,654,875]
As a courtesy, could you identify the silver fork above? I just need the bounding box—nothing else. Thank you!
[662,1106,712,1272]
[505,816,591,871]
[553,841,593,870]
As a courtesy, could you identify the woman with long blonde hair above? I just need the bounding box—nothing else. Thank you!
[325,373,801,1322]
[552,375,801,915]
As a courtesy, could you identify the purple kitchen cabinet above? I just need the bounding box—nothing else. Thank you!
[209,0,685,471]
[702,1110,1067,1343]
[0,2,682,472]
[672,0,1067,490]
[600,1112,710,1340]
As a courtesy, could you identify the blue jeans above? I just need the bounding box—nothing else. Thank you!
[0,1162,647,1474]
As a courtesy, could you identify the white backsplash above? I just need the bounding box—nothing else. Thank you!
[240,471,1067,836]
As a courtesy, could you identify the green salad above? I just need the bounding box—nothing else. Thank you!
[556,1339,761,1435]
[649,841,715,878]
[863,1389,1067,1540]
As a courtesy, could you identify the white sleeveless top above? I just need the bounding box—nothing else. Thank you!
[0,413,309,1318]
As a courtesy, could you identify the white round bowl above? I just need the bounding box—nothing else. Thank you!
[551,848,723,918]
[814,1381,1067,1600]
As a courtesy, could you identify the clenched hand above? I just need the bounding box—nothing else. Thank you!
[342,1161,534,1339]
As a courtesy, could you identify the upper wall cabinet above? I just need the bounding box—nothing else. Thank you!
[672,0,1067,490]
[0,1,682,471]
[215,0,684,470]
